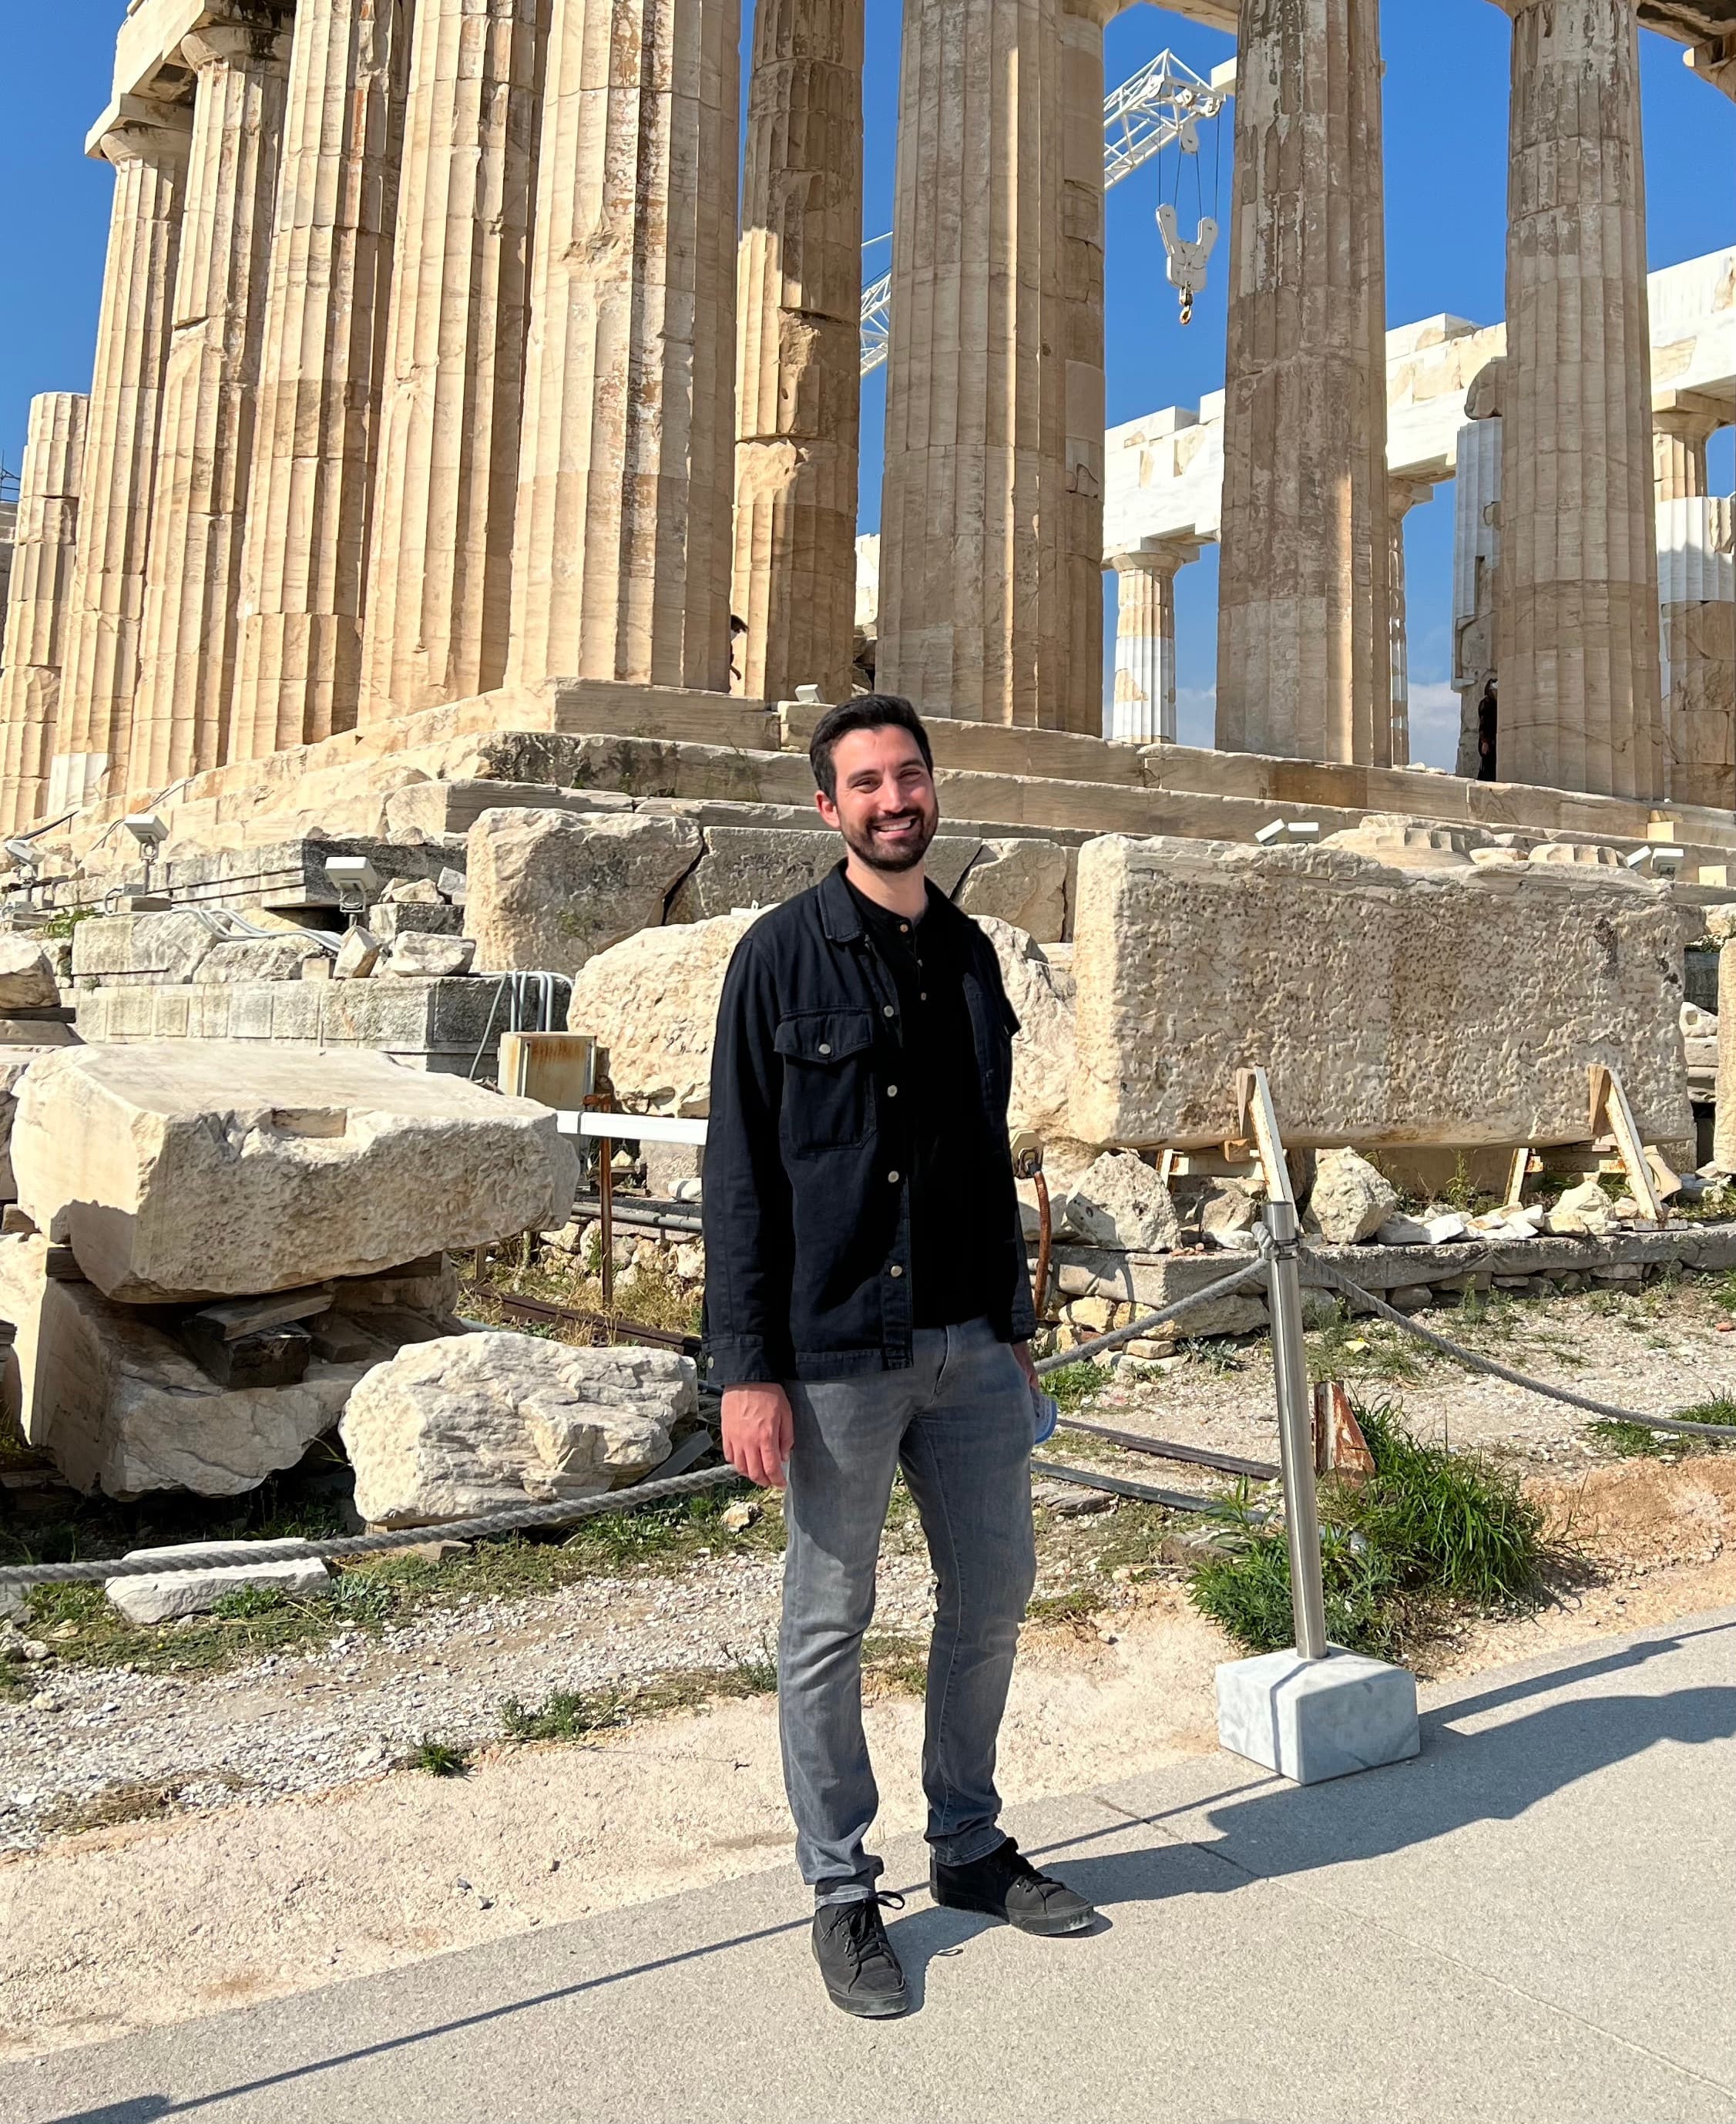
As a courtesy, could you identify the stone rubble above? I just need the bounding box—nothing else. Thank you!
[339,1333,697,1528]
[105,1541,331,1625]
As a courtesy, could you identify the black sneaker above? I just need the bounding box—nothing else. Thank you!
[811,1892,909,2018]
[931,1837,1095,1937]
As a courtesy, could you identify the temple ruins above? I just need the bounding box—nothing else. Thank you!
[0,1,1734,1511]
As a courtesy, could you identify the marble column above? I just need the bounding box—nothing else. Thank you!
[129,16,293,791]
[508,0,740,693]
[1216,0,1390,766]
[1654,399,1734,811]
[358,0,549,723]
[1059,0,1107,738]
[47,109,190,815]
[1495,0,1663,800]
[731,0,863,707]
[1107,547,1184,744]
[1388,481,1431,768]
[0,395,88,832]
[230,0,409,760]
[877,0,1067,725]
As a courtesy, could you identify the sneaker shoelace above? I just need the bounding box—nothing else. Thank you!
[994,1842,1067,1902]
[837,1890,906,1972]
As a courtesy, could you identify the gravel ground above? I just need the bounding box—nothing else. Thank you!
[3,1275,1733,1854]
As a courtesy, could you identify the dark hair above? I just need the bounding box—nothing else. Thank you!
[808,694,934,802]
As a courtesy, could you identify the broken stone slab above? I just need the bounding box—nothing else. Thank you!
[368,900,465,940]
[380,933,475,979]
[1070,835,1691,1150]
[334,926,381,980]
[465,809,704,979]
[11,1044,579,1302]
[194,936,332,983]
[953,839,1069,943]
[1197,1177,1261,1248]
[1305,1148,1399,1245]
[69,909,220,987]
[0,1232,367,1497]
[339,1332,695,1527]
[381,877,446,906]
[1066,1151,1180,1252]
[568,912,761,1116]
[105,1540,331,1625]
[1375,1211,1470,1247]
[0,939,59,1010]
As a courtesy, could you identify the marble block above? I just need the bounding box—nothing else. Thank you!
[1216,1645,1419,1785]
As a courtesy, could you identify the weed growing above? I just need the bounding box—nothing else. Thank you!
[408,1738,469,1777]
[1590,1396,1736,1459]
[1043,1361,1114,1411]
[501,1652,781,1743]
[1187,1397,1547,1660]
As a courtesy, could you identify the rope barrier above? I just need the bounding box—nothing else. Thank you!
[0,1460,741,1589]
[5,1235,1728,1591]
[1298,1249,1736,1441]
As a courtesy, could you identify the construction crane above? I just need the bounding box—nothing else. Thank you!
[859,49,1231,376]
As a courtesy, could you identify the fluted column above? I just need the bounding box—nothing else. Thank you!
[1215,0,1390,765]
[1108,548,1184,744]
[230,0,409,759]
[358,0,549,723]
[730,0,863,707]
[129,16,293,791]
[47,111,190,816]
[1495,0,1663,800]
[1654,402,1734,811]
[0,395,87,832]
[508,0,740,693]
[1059,0,1107,738]
[877,0,1066,725]
[1388,481,1432,768]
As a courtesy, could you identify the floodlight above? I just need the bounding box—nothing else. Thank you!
[123,812,168,849]
[4,838,39,872]
[1254,818,1321,846]
[324,854,382,923]
[794,684,823,705]
[1254,819,1285,845]
[1651,846,1685,875]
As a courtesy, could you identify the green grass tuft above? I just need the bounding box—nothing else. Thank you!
[1590,1397,1736,1458]
[1043,1361,1114,1411]
[1187,1398,1546,1659]
[408,1737,469,1777]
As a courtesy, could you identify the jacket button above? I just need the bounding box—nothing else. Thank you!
[886,1084,898,1097]
[888,1264,904,1279]
[887,1170,900,1185]
[817,1042,831,1055]
[882,1005,895,1018]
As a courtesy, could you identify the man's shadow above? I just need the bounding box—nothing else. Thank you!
[885,1625,1736,2009]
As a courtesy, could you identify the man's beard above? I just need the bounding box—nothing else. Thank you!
[842,805,937,874]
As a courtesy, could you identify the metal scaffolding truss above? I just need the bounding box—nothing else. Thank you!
[859,48,1230,376]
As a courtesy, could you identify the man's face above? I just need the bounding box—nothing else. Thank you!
[816,726,940,872]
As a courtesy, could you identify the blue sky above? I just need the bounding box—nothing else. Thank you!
[3,2,1731,765]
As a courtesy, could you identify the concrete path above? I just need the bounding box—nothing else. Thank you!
[10,1608,1736,2124]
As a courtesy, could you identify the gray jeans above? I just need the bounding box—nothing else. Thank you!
[779,1318,1039,1905]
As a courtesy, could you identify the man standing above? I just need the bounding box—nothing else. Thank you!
[703,694,1093,2019]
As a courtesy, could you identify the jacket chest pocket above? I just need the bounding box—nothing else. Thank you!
[774,1008,875,1155]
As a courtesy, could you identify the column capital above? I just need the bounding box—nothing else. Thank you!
[1110,539,1199,582]
[1653,393,1728,448]
[88,93,193,167]
[180,18,292,73]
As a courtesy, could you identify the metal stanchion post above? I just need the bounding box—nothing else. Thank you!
[1262,1198,1328,1660]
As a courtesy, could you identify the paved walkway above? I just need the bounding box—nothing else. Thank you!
[11,1608,1736,2124]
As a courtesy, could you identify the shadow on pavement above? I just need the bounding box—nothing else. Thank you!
[38,1622,1736,2113]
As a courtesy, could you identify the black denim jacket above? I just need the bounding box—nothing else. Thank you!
[701,862,1036,1385]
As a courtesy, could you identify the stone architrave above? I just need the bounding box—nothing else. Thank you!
[1214,0,1391,766]
[1108,547,1186,744]
[1070,835,1691,1151]
[730,0,865,706]
[1495,0,1664,799]
[9,1043,579,1302]
[128,16,294,793]
[876,0,1068,728]
[46,109,191,816]
[230,0,410,760]
[358,0,550,723]
[0,395,88,832]
[507,0,741,694]
[1059,0,1108,738]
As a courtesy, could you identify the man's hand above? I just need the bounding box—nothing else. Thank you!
[1012,1339,1039,1388]
[721,1383,795,1490]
